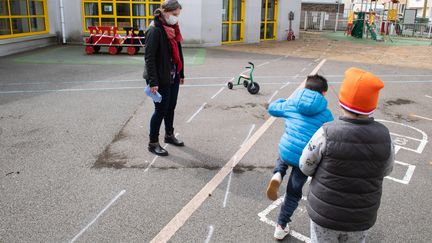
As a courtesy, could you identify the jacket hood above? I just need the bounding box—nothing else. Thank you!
[292,88,328,116]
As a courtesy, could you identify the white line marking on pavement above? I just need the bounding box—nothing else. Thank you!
[385,161,416,185]
[279,82,291,90]
[377,119,428,154]
[148,59,327,243]
[186,103,207,123]
[211,87,225,99]
[0,86,145,94]
[3,74,432,86]
[144,144,170,172]
[426,95,432,99]
[258,196,311,243]
[256,61,271,68]
[241,124,256,147]
[308,63,314,66]
[2,80,432,95]
[390,132,424,142]
[204,225,214,243]
[268,91,279,103]
[223,172,233,208]
[70,190,126,243]
[411,114,432,121]
[301,67,307,73]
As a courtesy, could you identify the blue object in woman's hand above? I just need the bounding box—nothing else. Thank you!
[145,86,162,103]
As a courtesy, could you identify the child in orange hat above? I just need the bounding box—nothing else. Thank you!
[299,67,395,243]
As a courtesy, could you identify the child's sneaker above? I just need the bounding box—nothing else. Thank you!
[266,172,282,201]
[274,224,290,240]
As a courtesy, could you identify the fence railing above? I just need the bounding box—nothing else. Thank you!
[300,10,432,39]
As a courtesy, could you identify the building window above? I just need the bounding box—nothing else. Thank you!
[222,0,245,44]
[82,0,162,32]
[0,0,49,39]
[261,0,278,40]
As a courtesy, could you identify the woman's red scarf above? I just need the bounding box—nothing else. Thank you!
[162,23,183,73]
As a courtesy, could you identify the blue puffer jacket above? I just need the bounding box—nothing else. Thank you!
[268,88,333,167]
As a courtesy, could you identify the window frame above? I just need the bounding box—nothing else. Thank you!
[82,0,162,34]
[0,0,49,39]
[260,0,278,41]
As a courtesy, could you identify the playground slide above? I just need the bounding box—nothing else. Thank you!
[366,22,383,41]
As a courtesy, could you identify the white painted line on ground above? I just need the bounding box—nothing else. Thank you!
[2,80,432,94]
[385,160,416,185]
[186,103,207,123]
[390,132,424,142]
[378,119,428,154]
[279,82,291,90]
[3,74,432,86]
[222,172,233,208]
[256,61,271,68]
[211,87,225,100]
[268,91,279,104]
[301,67,307,73]
[411,114,432,121]
[204,225,214,243]
[70,190,126,243]
[144,144,170,172]
[0,86,145,94]
[308,63,314,66]
[148,59,327,243]
[241,124,256,147]
[426,95,432,99]
[258,196,311,243]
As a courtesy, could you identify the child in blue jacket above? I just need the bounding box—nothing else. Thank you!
[267,74,333,240]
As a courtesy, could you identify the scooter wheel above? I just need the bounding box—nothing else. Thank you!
[243,80,249,88]
[292,36,295,40]
[247,82,260,95]
[227,82,234,90]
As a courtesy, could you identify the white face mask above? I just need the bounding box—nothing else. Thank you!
[165,14,179,25]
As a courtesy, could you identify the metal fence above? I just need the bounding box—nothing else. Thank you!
[300,10,432,39]
[301,10,350,32]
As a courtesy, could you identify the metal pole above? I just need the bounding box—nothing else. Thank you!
[429,0,432,31]
[320,11,325,31]
[335,0,340,32]
[304,11,308,31]
[60,0,66,44]
[428,23,432,38]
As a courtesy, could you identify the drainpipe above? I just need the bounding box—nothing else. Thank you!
[335,0,340,32]
[60,0,66,44]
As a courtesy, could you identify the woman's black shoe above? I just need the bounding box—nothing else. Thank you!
[148,142,168,156]
[164,134,184,147]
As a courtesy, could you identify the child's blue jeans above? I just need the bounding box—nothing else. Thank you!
[275,158,308,228]
[273,157,289,177]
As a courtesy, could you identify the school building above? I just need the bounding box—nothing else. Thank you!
[0,0,301,56]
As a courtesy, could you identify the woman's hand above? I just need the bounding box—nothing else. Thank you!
[180,78,184,85]
[151,86,159,94]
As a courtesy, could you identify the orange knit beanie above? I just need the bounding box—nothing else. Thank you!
[339,67,384,115]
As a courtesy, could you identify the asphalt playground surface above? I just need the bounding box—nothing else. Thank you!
[0,45,431,243]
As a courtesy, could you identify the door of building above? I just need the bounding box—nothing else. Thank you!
[261,0,278,40]
[222,0,245,44]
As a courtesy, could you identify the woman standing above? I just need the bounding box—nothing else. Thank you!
[144,0,184,156]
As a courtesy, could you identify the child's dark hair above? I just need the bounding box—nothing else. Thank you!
[154,0,182,15]
[305,74,328,93]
